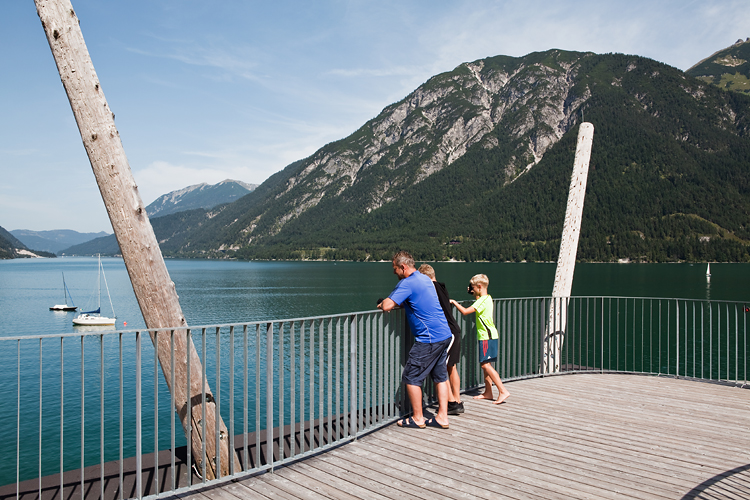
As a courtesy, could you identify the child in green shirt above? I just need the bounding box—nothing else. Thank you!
[451,274,510,404]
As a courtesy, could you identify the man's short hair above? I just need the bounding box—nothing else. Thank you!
[392,251,415,269]
[418,264,435,279]
[470,273,489,288]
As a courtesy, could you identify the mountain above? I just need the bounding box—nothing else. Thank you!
[59,180,256,255]
[11,229,110,254]
[0,226,25,259]
[145,179,257,218]
[687,38,750,95]
[0,226,56,259]
[68,49,750,263]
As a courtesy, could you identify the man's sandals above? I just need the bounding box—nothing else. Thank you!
[396,417,425,429]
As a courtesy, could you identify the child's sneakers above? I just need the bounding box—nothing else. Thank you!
[447,401,464,415]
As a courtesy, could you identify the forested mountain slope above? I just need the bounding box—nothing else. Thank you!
[84,49,750,262]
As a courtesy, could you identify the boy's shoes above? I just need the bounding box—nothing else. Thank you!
[447,401,464,415]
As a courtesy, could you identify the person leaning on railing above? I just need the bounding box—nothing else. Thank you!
[418,264,464,416]
[451,273,510,405]
[378,251,453,430]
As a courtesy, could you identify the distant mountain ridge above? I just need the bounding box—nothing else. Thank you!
[0,226,56,259]
[145,179,257,218]
[11,229,110,254]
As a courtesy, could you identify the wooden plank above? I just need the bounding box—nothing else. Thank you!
[292,461,396,500]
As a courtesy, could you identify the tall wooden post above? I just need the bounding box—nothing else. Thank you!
[543,122,594,373]
[35,0,239,479]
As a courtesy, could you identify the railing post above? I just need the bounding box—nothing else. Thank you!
[676,300,680,378]
[265,323,273,470]
[350,315,358,439]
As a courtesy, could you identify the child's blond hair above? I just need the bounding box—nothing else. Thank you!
[418,264,435,279]
[469,274,489,288]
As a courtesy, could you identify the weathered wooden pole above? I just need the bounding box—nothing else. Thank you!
[543,122,594,373]
[35,0,238,479]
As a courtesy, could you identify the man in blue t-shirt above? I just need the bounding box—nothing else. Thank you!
[378,251,453,429]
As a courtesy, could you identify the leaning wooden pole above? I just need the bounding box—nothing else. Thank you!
[543,122,594,374]
[35,0,238,479]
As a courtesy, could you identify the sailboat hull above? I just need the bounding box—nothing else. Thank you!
[50,305,77,311]
[73,313,115,326]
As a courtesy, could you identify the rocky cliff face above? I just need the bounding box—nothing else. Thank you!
[236,50,592,242]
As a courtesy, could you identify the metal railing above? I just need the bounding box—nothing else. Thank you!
[2,296,748,500]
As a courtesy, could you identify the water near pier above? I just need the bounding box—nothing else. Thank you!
[1,257,747,338]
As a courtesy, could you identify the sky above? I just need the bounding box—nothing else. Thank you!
[2,1,749,234]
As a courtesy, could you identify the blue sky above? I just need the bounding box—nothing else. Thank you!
[2,0,749,233]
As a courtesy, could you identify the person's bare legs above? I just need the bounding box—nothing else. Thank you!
[406,384,426,425]
[473,370,494,399]
[447,364,461,403]
[433,380,450,427]
[485,364,510,404]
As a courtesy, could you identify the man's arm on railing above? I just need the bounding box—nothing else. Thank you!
[378,298,397,312]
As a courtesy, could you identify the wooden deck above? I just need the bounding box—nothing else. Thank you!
[177,374,750,500]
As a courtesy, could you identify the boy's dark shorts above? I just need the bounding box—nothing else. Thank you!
[402,337,452,386]
[447,330,461,367]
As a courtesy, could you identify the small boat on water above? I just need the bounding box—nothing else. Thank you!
[49,272,77,311]
[706,262,712,278]
[73,255,116,326]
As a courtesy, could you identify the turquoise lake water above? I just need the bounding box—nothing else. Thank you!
[2,257,747,338]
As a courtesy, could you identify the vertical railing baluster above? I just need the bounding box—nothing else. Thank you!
[335,317,341,439]
[136,331,142,500]
[186,329,192,487]
[201,328,207,481]
[350,314,357,438]
[327,318,333,443]
[80,336,85,500]
[344,317,350,439]
[309,320,315,450]
[676,301,680,377]
[365,316,372,428]
[229,325,235,476]
[255,324,261,469]
[735,305,739,383]
[265,322,273,469]
[170,330,176,491]
[154,331,159,494]
[215,327,221,479]
[99,335,104,500]
[710,305,713,380]
[39,339,43,499]
[243,324,248,471]
[319,319,325,443]
[290,322,296,459]
[299,321,305,454]
[17,340,21,500]
[278,322,284,463]
[119,333,123,498]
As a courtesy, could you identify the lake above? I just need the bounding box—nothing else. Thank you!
[1,257,747,338]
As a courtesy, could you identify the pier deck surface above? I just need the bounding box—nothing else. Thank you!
[178,373,750,500]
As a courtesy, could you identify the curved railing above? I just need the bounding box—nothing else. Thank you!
[2,296,747,500]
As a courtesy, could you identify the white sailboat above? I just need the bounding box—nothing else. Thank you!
[50,272,77,311]
[706,262,712,278]
[73,255,116,326]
